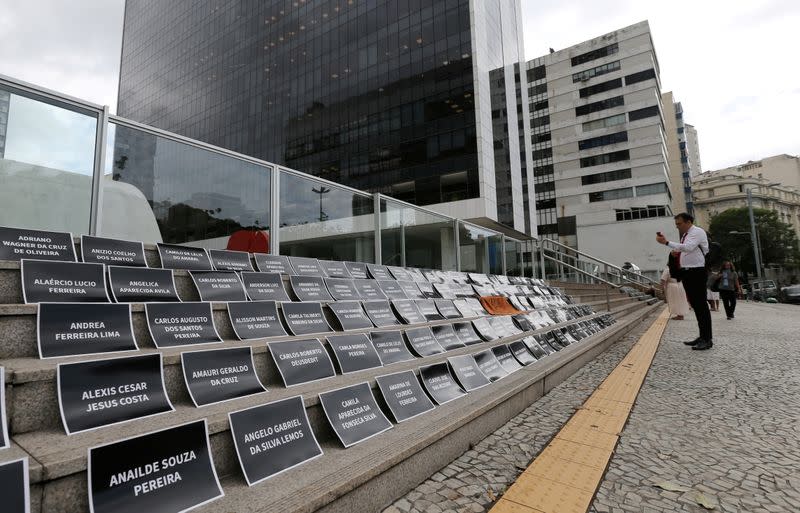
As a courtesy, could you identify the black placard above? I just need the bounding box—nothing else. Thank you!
[416,281,439,298]
[512,313,534,332]
[324,278,361,301]
[369,331,416,365]
[398,281,424,299]
[145,302,222,348]
[181,347,266,407]
[386,266,412,281]
[189,271,247,302]
[508,296,527,312]
[328,301,374,331]
[0,367,8,450]
[21,259,108,304]
[377,280,408,300]
[435,299,462,319]
[81,235,147,267]
[404,327,445,357]
[472,317,500,341]
[268,338,336,387]
[280,302,332,335]
[362,300,401,327]
[241,272,291,301]
[326,334,383,373]
[366,264,392,280]
[88,420,223,513]
[465,298,489,316]
[228,301,288,339]
[452,299,476,318]
[156,243,212,271]
[344,261,368,279]
[108,266,180,303]
[38,303,137,358]
[319,260,351,278]
[473,349,508,382]
[432,324,465,350]
[447,355,490,391]
[254,254,292,274]
[433,282,457,300]
[0,226,75,262]
[509,340,537,366]
[229,395,323,485]
[452,322,483,346]
[493,345,523,374]
[289,275,333,302]
[209,249,254,271]
[391,299,426,325]
[416,299,444,321]
[419,363,467,405]
[407,267,428,282]
[533,334,557,355]
[353,279,387,300]
[319,382,393,448]
[375,370,435,422]
[0,457,28,513]
[57,353,173,435]
[288,256,326,276]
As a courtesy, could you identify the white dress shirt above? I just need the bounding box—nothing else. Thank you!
[667,225,708,268]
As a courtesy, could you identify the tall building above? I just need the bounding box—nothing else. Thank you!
[522,21,672,274]
[685,123,702,177]
[117,0,532,236]
[0,89,9,158]
[662,92,701,215]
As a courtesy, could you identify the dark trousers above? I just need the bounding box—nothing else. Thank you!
[720,290,737,318]
[681,267,713,341]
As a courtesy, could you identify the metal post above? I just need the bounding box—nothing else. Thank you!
[538,239,546,280]
[373,193,382,264]
[500,234,507,276]
[453,219,461,272]
[89,105,110,236]
[746,188,762,280]
[400,223,406,268]
[604,263,611,311]
[270,168,281,255]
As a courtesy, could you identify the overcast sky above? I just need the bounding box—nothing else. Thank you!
[1,0,798,171]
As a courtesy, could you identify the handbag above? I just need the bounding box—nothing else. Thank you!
[707,273,721,292]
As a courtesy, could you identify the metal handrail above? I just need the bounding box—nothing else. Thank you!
[538,250,616,312]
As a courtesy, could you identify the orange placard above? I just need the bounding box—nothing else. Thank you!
[479,296,522,315]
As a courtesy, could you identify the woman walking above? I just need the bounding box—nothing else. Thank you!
[715,260,742,319]
[661,252,690,320]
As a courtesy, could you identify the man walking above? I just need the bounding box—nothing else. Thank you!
[656,213,713,350]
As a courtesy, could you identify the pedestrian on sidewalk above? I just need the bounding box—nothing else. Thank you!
[714,260,742,319]
[706,287,720,311]
[656,213,713,350]
[660,253,689,320]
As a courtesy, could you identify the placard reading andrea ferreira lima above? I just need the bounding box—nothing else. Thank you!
[375,370,435,423]
[228,395,322,486]
[181,347,266,407]
[156,243,212,271]
[38,303,137,359]
[88,420,223,513]
[21,260,109,303]
[108,266,180,303]
[318,382,393,448]
[268,338,336,387]
[81,235,147,267]
[0,457,29,513]
[0,226,75,262]
[57,353,173,435]
[145,302,222,348]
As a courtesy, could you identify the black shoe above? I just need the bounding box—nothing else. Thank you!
[692,340,713,350]
[727,316,732,320]
[684,337,702,346]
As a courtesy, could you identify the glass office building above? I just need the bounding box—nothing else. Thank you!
[117,0,534,236]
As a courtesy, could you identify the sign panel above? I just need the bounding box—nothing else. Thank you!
[419,363,467,405]
[433,282,457,300]
[473,349,508,382]
[208,249,254,272]
[319,260,351,278]
[377,280,408,300]
[344,261,368,279]
[366,264,392,281]
[369,331,416,365]
[404,327,445,357]
[228,396,322,486]
[452,299,477,318]
[227,301,287,339]
[156,243,212,271]
[181,347,266,407]
[189,271,247,302]
[324,278,361,301]
[0,226,75,262]
[57,353,173,435]
[435,299,462,319]
[327,301,374,331]
[241,272,291,301]
[416,281,439,298]
[289,275,333,302]
[0,367,8,450]
[375,370,435,422]
[108,266,180,303]
[493,345,523,374]
[145,302,222,348]
[512,314,534,332]
[280,302,332,336]
[88,420,223,513]
[326,334,383,373]
[391,299,426,325]
[472,318,500,341]
[0,457,28,513]
[21,260,108,303]
[509,340,537,366]
[386,266,413,281]
[319,382,393,448]
[38,303,137,358]
[398,281,424,299]
[353,279,387,300]
[416,299,443,321]
[452,322,483,346]
[363,300,401,327]
[81,235,147,267]
[254,254,292,274]
[447,355,490,392]
[288,256,326,276]
[268,338,335,387]
[431,324,464,350]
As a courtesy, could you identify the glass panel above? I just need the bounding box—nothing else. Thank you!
[102,122,271,249]
[279,171,374,262]
[380,199,456,270]
[0,86,98,234]
[458,222,502,274]
[505,238,522,277]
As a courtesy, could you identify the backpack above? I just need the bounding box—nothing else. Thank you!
[705,241,723,270]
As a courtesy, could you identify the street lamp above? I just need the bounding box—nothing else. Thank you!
[311,186,330,222]
[743,181,780,280]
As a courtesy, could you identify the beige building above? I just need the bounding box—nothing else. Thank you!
[685,123,702,177]
[700,154,800,189]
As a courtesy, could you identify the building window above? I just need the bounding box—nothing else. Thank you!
[572,61,621,83]
[636,182,669,196]
[579,78,623,98]
[615,205,671,221]
[557,216,577,236]
[538,223,559,235]
[531,147,553,160]
[533,100,548,111]
[532,133,551,144]
[527,65,546,82]
[628,105,660,121]
[536,198,556,209]
[528,83,547,96]
[575,95,624,116]
[531,115,550,129]
[589,187,634,202]
[624,68,657,85]
[571,43,619,66]
[580,150,630,168]
[578,131,628,150]
[534,164,554,177]
[677,127,684,134]
[582,113,626,132]
[581,168,632,185]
